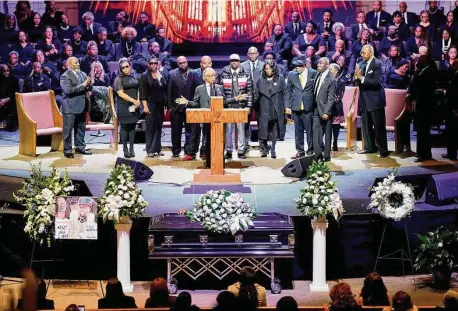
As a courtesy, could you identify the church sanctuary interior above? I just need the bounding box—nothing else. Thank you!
[1,1,458,311]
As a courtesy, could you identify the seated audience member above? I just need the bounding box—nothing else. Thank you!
[381,45,404,76]
[304,46,319,70]
[326,282,361,311]
[107,10,130,36]
[170,291,200,311]
[433,28,454,61]
[36,25,63,63]
[1,13,19,44]
[406,25,429,60]
[293,20,326,57]
[14,1,34,31]
[383,291,418,311]
[90,60,110,86]
[267,24,292,61]
[350,11,375,42]
[80,40,109,75]
[29,50,57,78]
[227,266,267,307]
[399,2,418,27]
[317,9,335,40]
[28,13,45,44]
[263,51,286,76]
[17,278,55,310]
[336,55,352,84]
[148,27,172,57]
[69,27,88,58]
[23,62,51,93]
[427,0,446,26]
[98,278,137,309]
[135,11,156,42]
[41,1,63,28]
[440,45,458,71]
[144,278,175,308]
[388,11,411,41]
[358,272,390,306]
[327,22,348,52]
[96,27,116,61]
[116,26,141,59]
[366,0,392,31]
[0,65,19,131]
[109,20,125,44]
[52,58,67,107]
[326,39,351,65]
[417,10,436,43]
[59,44,73,67]
[213,291,237,311]
[145,41,171,71]
[379,25,405,58]
[10,31,34,65]
[7,51,27,79]
[351,28,378,62]
[80,11,102,42]
[442,11,458,40]
[57,13,74,44]
[440,290,458,310]
[276,296,298,311]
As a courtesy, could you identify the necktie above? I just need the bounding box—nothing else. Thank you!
[299,74,304,110]
[359,24,363,32]
[251,62,256,78]
[403,13,407,24]
[325,23,329,31]
[210,85,216,96]
[314,73,321,95]
[376,12,380,27]
[294,24,298,36]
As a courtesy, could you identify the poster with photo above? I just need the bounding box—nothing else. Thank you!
[55,197,98,240]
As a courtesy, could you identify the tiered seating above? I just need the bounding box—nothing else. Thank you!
[15,90,63,157]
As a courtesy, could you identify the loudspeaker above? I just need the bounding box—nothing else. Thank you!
[281,154,317,178]
[425,172,458,206]
[115,158,154,181]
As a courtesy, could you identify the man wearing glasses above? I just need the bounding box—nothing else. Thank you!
[60,57,93,158]
[219,54,253,159]
[167,56,200,159]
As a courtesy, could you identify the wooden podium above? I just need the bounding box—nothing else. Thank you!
[186,96,248,184]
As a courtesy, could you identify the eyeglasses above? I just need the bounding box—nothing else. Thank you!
[149,62,158,65]
[121,65,129,69]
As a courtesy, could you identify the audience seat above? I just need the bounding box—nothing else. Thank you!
[140,42,148,53]
[384,88,410,153]
[15,90,63,157]
[341,86,359,150]
[373,40,380,52]
[345,26,351,39]
[108,61,119,74]
[85,87,119,151]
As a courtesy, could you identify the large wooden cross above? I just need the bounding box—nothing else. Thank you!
[186,97,248,184]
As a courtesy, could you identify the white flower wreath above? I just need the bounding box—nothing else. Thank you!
[368,172,415,221]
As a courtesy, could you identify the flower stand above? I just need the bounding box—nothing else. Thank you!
[115,216,133,292]
[310,217,329,292]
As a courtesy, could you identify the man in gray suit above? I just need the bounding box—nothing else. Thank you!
[285,56,318,159]
[312,58,336,162]
[60,56,92,158]
[176,68,227,169]
[241,47,264,154]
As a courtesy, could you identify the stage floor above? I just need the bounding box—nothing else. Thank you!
[1,126,457,216]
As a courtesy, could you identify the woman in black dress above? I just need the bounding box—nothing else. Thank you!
[254,60,285,159]
[330,63,345,152]
[293,20,326,57]
[140,56,168,157]
[114,59,140,158]
[385,59,411,89]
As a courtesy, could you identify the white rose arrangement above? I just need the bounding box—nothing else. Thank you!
[368,170,415,221]
[187,190,257,235]
[295,161,344,221]
[14,163,74,247]
[98,164,148,223]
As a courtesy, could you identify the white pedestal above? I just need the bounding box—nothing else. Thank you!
[115,222,133,293]
[310,217,329,292]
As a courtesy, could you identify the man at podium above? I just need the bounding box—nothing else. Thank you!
[175,68,233,169]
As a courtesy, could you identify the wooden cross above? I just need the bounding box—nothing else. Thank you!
[186,97,248,184]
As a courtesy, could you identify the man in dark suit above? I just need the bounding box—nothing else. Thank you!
[167,56,200,159]
[366,1,392,30]
[354,45,389,157]
[317,9,335,40]
[135,11,156,42]
[285,56,318,158]
[284,12,306,41]
[326,40,352,67]
[60,57,93,158]
[398,1,418,27]
[176,68,227,168]
[81,12,103,42]
[427,0,446,26]
[80,41,109,75]
[148,27,172,57]
[350,11,377,42]
[267,25,292,62]
[312,58,336,162]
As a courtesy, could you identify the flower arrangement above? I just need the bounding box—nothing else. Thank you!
[414,227,458,289]
[368,170,415,221]
[187,190,257,235]
[295,161,344,221]
[14,163,74,246]
[98,164,148,223]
